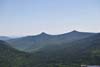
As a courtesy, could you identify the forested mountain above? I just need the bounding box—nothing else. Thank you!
[0,31,100,67]
[0,40,43,67]
[7,31,95,52]
[33,33,100,65]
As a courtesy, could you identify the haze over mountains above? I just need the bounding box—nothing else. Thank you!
[0,36,11,40]
[0,30,100,67]
[7,30,95,52]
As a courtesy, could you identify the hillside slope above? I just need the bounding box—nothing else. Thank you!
[0,36,11,40]
[32,33,100,65]
[7,31,95,52]
[0,40,43,67]
[0,33,100,67]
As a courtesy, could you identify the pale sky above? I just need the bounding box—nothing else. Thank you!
[0,0,100,36]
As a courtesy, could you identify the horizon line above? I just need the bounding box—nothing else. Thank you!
[0,30,99,37]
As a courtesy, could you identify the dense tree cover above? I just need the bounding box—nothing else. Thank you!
[7,31,94,52]
[0,33,100,67]
[0,40,40,67]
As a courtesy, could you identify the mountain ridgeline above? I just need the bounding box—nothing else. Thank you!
[0,31,100,67]
[7,31,95,52]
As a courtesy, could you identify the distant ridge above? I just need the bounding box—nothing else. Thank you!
[0,36,11,40]
[7,31,95,52]
[1,31,100,66]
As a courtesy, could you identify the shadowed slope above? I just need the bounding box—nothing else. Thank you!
[7,31,95,52]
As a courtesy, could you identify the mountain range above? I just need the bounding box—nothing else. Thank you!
[7,30,95,52]
[0,30,100,67]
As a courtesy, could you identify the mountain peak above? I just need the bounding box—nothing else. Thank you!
[39,32,50,36]
[40,32,47,34]
[71,30,79,33]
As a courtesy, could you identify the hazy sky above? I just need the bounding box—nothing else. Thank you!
[0,0,100,36]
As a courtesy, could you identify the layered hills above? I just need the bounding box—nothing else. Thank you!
[0,31,100,67]
[7,31,95,52]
